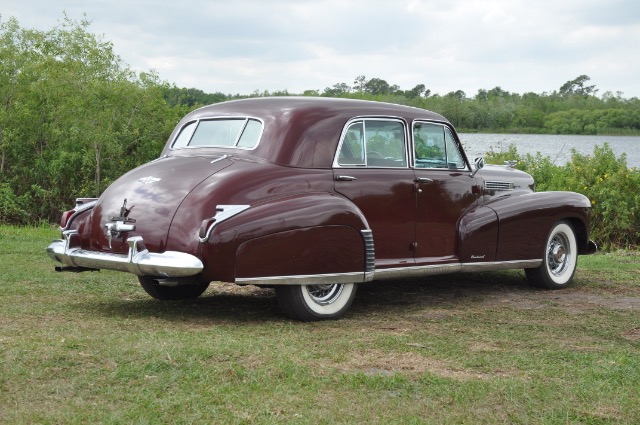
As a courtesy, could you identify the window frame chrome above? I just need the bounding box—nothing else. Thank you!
[332,116,410,169]
[411,120,470,171]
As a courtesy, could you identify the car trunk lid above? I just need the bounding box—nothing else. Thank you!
[86,155,232,254]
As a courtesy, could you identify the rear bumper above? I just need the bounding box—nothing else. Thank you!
[46,230,203,278]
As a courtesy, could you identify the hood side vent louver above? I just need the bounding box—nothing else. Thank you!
[485,181,514,191]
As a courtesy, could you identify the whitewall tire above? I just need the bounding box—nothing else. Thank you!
[275,283,358,321]
[526,221,578,289]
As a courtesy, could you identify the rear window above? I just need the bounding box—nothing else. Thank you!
[171,118,263,149]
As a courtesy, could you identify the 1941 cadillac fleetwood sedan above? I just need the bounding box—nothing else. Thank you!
[47,97,597,320]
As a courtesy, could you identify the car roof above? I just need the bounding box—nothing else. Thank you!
[162,97,451,168]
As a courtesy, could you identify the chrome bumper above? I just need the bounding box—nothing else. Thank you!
[46,230,203,278]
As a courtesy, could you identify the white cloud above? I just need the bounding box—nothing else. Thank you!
[2,0,639,97]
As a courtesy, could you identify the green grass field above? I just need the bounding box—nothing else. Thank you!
[1,225,639,424]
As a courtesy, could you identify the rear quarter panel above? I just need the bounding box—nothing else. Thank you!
[235,225,365,280]
[199,192,370,283]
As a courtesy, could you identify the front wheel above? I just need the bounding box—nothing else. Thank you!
[275,283,358,321]
[138,276,210,300]
[526,221,577,289]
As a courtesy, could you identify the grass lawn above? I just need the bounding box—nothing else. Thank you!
[1,225,639,424]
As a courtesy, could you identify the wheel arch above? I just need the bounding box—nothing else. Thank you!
[566,216,590,254]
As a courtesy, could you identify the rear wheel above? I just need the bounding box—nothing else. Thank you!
[275,283,357,321]
[138,276,210,300]
[526,221,577,289]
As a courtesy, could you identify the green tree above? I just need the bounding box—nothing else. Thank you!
[0,15,178,223]
[559,75,598,97]
[322,83,350,97]
[364,78,392,95]
[353,75,366,93]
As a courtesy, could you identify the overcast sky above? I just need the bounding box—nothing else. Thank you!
[2,0,639,98]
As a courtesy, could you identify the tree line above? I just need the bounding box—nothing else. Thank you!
[1,15,639,228]
[167,74,640,136]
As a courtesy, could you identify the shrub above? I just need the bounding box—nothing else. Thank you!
[486,143,639,249]
[0,183,30,223]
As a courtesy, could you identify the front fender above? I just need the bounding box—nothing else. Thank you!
[484,191,591,261]
[200,192,371,283]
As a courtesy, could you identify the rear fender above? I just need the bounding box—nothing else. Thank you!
[200,192,371,283]
[235,225,367,285]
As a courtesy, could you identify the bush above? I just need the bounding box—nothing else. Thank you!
[486,143,640,249]
[0,183,30,223]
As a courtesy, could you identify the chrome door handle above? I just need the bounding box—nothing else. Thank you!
[414,177,433,183]
[336,175,357,181]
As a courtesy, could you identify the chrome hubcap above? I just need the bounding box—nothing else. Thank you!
[552,245,566,264]
[548,234,570,276]
[306,284,344,305]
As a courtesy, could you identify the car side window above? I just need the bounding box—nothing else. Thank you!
[336,119,407,168]
[414,122,465,169]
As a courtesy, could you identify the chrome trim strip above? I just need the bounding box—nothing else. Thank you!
[46,231,203,278]
[232,259,544,286]
[235,272,364,286]
[199,204,250,243]
[75,198,99,208]
[210,154,229,164]
[461,259,542,272]
[62,200,98,231]
[373,259,543,281]
[374,264,462,280]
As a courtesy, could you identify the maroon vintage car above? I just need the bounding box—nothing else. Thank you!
[47,97,596,320]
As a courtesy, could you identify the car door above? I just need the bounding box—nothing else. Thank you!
[412,121,480,265]
[333,118,416,269]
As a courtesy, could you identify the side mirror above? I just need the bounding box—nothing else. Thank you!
[471,157,484,177]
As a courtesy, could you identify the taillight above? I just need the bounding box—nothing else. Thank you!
[60,209,76,229]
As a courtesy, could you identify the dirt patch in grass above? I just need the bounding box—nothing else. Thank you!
[210,282,275,298]
[103,272,640,329]
[621,327,640,341]
[354,273,640,315]
[329,349,520,380]
[480,288,640,312]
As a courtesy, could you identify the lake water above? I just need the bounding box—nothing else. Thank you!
[459,133,640,169]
